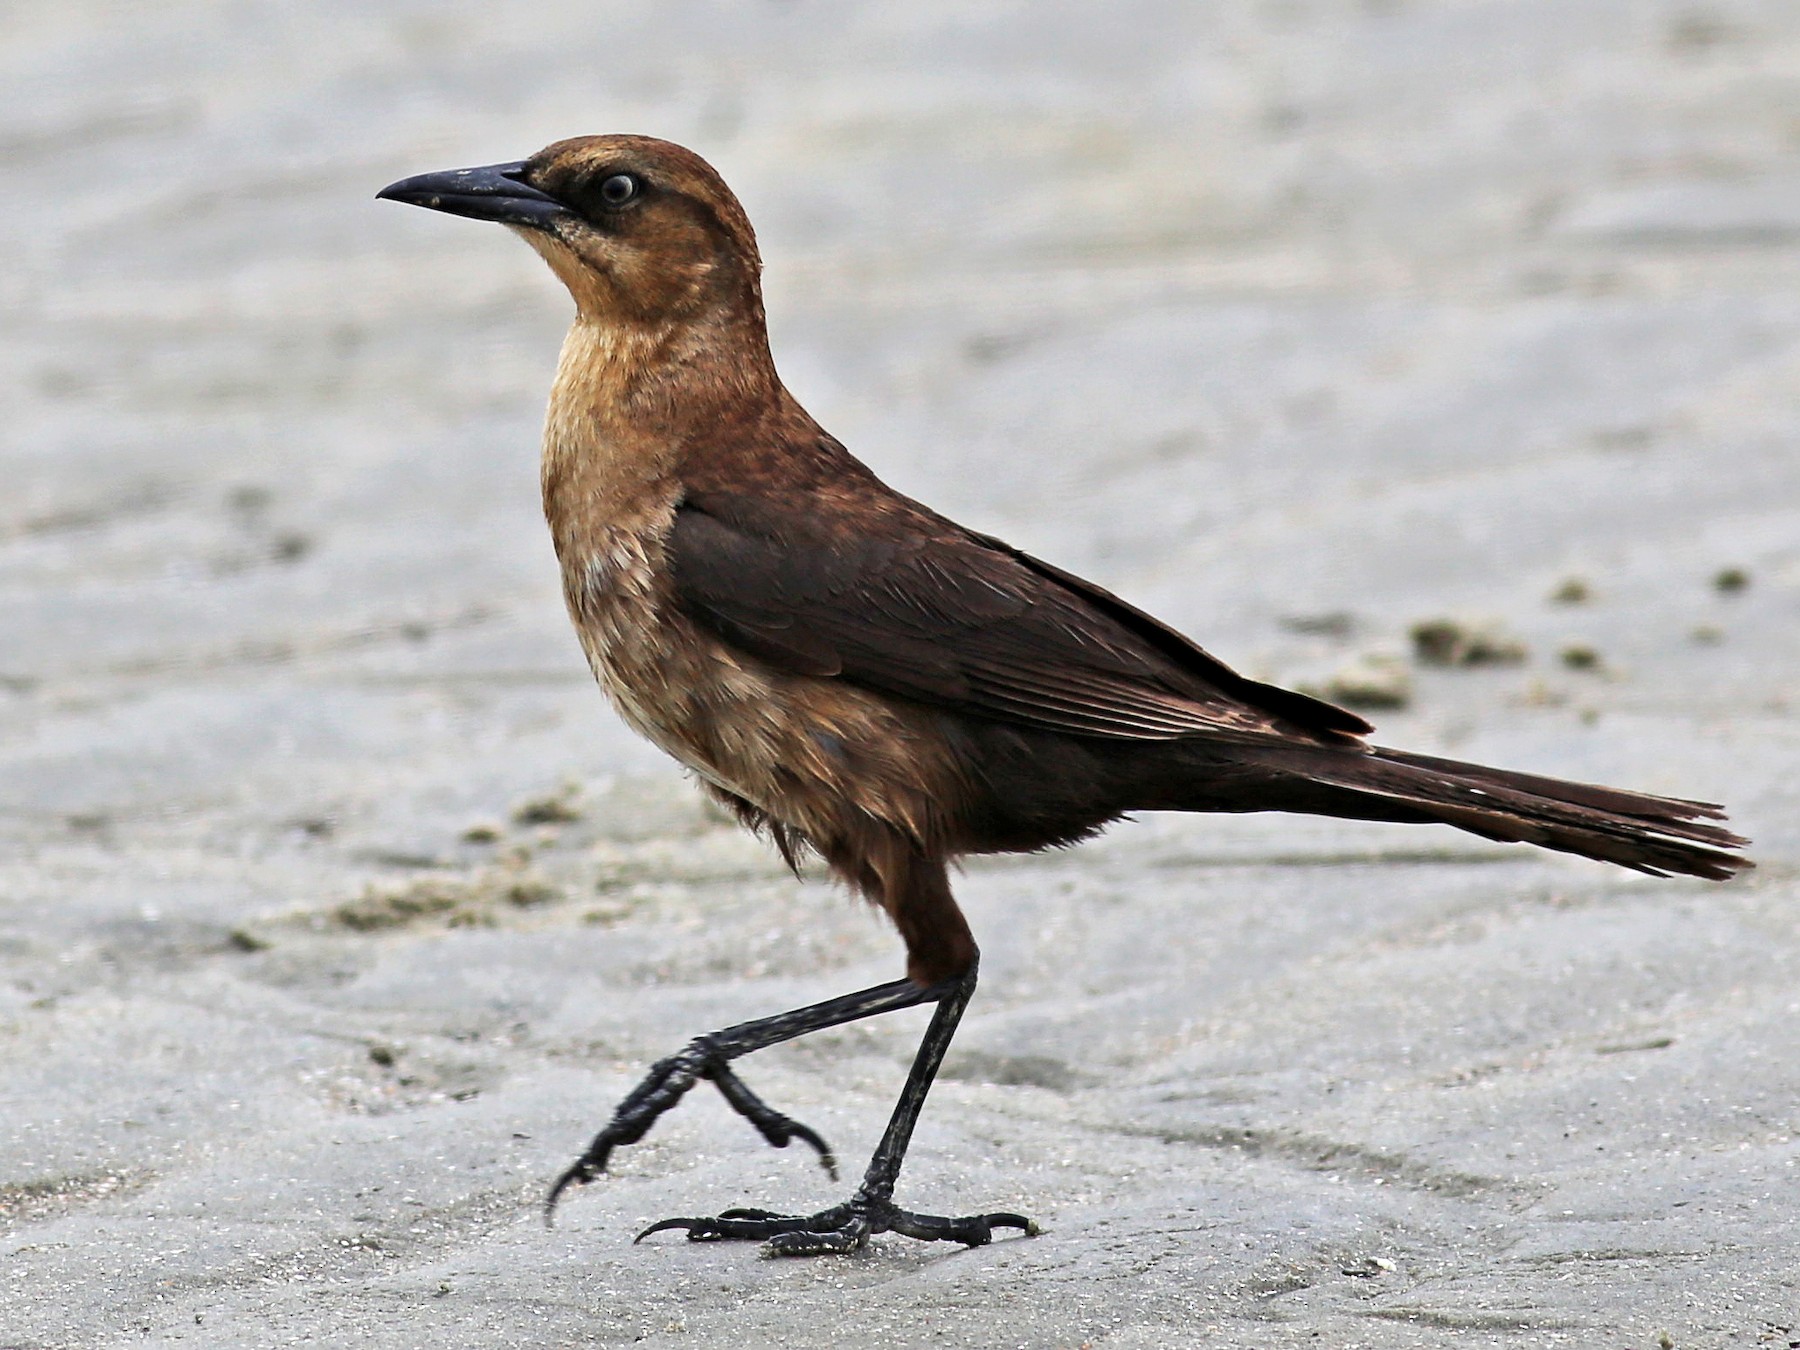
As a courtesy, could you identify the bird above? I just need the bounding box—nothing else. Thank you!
[378,135,1751,1257]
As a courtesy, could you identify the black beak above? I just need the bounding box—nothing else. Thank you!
[377,160,570,230]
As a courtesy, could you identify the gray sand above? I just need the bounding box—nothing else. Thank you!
[2,3,1797,1346]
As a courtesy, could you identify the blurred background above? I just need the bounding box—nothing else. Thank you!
[2,2,1797,1346]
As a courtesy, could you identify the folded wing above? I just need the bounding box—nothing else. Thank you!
[669,490,1370,744]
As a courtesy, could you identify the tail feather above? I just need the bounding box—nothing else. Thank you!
[1247,743,1751,881]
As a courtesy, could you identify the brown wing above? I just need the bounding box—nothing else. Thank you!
[669,490,1370,744]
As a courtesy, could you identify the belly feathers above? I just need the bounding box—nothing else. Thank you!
[563,539,957,851]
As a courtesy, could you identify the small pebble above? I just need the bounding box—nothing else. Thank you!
[1549,577,1590,605]
[513,787,582,825]
[1560,644,1601,671]
[1410,617,1528,667]
[1279,612,1356,638]
[1306,653,1411,710]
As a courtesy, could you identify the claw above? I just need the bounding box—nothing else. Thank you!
[888,1209,1038,1245]
[704,1062,839,1181]
[634,1216,718,1243]
[543,1156,604,1227]
[784,1120,839,1182]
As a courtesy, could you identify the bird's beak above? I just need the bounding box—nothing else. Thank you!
[376,160,570,230]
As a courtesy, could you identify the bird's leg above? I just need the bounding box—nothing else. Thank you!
[634,959,1037,1256]
[546,974,941,1219]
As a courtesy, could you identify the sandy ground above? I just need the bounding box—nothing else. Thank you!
[2,2,1798,1346]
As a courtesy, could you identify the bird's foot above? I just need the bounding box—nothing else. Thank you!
[635,1194,1037,1257]
[545,1039,835,1222]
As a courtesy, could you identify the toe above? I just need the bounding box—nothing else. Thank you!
[761,1226,865,1258]
[634,1216,714,1243]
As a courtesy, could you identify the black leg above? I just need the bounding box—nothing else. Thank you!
[861,959,979,1205]
[629,959,1038,1256]
[546,973,943,1220]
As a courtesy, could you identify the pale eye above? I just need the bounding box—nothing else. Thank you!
[598,173,640,206]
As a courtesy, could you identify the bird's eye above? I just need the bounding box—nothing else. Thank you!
[598,173,641,207]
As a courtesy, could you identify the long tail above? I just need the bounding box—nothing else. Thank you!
[1236,743,1751,881]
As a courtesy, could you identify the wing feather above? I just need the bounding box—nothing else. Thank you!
[669,491,1368,744]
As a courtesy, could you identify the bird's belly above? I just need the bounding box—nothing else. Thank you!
[565,544,955,848]
[572,568,769,799]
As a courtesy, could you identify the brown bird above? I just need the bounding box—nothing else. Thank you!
[378,135,1751,1256]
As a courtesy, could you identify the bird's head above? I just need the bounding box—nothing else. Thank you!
[379,135,763,327]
